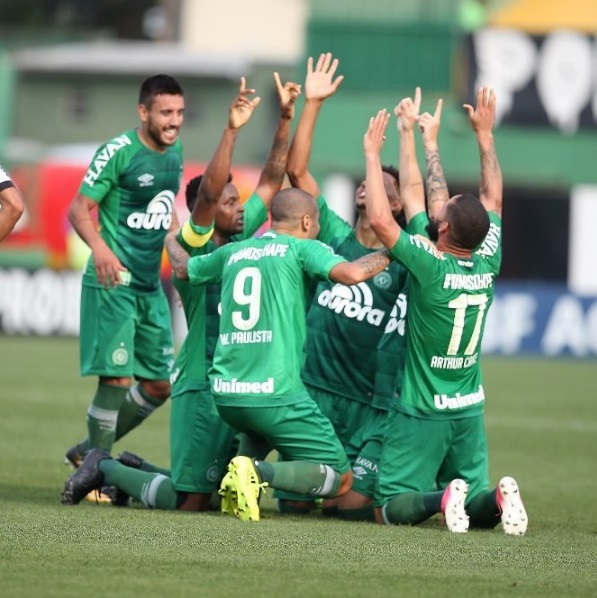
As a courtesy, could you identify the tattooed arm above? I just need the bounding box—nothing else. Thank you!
[464,86,502,217]
[329,249,392,285]
[418,99,449,221]
[165,231,191,280]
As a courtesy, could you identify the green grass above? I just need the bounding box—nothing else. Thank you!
[0,337,596,597]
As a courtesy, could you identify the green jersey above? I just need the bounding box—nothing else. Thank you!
[79,128,183,292]
[170,194,268,397]
[389,212,502,419]
[187,230,346,407]
[302,195,409,405]
[371,212,430,411]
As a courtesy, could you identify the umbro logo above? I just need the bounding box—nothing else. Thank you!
[138,173,154,187]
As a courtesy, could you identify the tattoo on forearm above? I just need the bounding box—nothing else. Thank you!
[261,135,289,183]
[426,150,449,208]
[479,145,500,200]
[357,250,391,276]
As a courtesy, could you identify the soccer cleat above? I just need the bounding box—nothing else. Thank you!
[116,451,145,469]
[222,456,268,522]
[218,472,238,517]
[61,448,111,506]
[83,488,114,504]
[497,476,528,536]
[64,444,85,469]
[441,478,470,533]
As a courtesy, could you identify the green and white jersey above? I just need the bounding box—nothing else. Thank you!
[80,128,183,292]
[170,194,268,397]
[389,212,502,419]
[302,195,409,405]
[187,230,346,407]
[372,212,429,411]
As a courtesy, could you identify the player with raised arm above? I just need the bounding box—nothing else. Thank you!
[365,88,527,535]
[0,163,25,242]
[279,53,410,521]
[175,188,391,521]
[62,75,301,510]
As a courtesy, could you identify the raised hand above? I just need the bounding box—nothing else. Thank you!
[229,77,261,130]
[418,98,443,149]
[305,53,344,101]
[395,87,421,134]
[273,72,302,120]
[363,109,391,157]
[464,86,496,137]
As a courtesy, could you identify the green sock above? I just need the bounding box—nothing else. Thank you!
[383,491,443,525]
[115,384,165,440]
[87,384,128,451]
[100,460,178,510]
[467,489,500,529]
[256,461,341,497]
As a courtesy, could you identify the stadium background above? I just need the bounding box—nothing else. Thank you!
[0,0,596,357]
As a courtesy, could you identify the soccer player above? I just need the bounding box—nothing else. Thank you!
[0,163,24,242]
[62,75,302,510]
[364,88,528,535]
[175,187,393,521]
[280,53,410,520]
[64,74,186,466]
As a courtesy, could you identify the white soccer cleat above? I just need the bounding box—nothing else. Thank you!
[497,476,528,536]
[441,479,470,533]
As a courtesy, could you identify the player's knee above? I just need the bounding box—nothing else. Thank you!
[176,492,211,512]
[140,379,171,400]
[99,376,131,387]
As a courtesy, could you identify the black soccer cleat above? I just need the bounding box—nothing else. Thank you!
[61,448,111,505]
[64,444,85,469]
[116,450,145,469]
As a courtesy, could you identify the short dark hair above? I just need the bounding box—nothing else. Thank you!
[184,173,234,212]
[446,193,490,250]
[139,74,184,107]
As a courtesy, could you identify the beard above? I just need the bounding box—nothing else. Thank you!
[426,218,439,242]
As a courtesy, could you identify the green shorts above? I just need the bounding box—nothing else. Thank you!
[375,410,489,507]
[79,284,173,379]
[217,393,349,474]
[306,385,371,447]
[170,388,237,493]
[344,407,388,499]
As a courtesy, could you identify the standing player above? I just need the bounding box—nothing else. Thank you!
[65,74,185,466]
[0,163,24,242]
[365,88,528,535]
[62,75,302,510]
[281,53,409,520]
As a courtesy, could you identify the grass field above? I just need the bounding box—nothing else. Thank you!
[1,336,596,597]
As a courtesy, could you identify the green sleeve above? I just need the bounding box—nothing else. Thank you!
[389,232,443,285]
[78,133,134,202]
[188,244,230,285]
[475,212,502,275]
[316,194,352,245]
[405,211,430,236]
[297,239,346,281]
[234,193,268,241]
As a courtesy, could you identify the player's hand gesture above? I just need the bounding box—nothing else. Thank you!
[363,109,391,157]
[395,87,421,134]
[92,243,127,288]
[418,98,443,149]
[305,53,344,101]
[274,72,301,120]
[228,77,261,130]
[464,86,496,136]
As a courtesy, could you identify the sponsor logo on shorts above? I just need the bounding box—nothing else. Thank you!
[111,346,129,366]
[126,191,174,230]
[316,283,385,326]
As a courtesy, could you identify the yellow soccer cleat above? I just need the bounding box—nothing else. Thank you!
[225,457,268,522]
